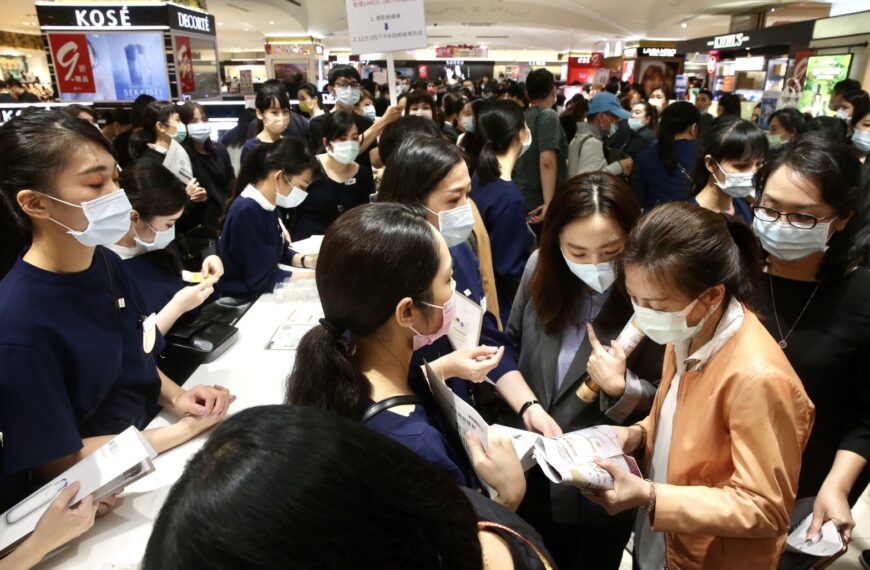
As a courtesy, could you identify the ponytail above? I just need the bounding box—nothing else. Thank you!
[475,140,501,185]
[475,100,525,186]
[286,324,369,419]
[656,101,700,174]
[723,216,762,311]
[129,100,177,159]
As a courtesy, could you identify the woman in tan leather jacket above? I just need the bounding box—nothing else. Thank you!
[587,202,815,569]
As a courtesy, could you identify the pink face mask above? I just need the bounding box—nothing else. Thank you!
[412,291,457,351]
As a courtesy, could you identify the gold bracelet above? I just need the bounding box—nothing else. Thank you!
[643,478,656,514]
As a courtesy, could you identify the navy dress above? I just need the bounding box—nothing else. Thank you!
[217,187,296,299]
[413,242,520,404]
[469,175,533,324]
[365,366,472,487]
[290,163,375,241]
[0,247,163,509]
[632,140,699,211]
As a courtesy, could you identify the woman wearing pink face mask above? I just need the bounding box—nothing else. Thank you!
[287,203,525,511]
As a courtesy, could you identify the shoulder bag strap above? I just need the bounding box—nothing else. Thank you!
[362,395,424,423]
[477,521,554,570]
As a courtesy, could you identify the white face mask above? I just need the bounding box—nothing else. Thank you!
[519,130,532,158]
[628,117,644,131]
[334,85,361,108]
[410,109,433,120]
[713,161,756,198]
[835,109,852,121]
[461,116,475,133]
[852,129,870,153]
[43,189,133,247]
[328,140,360,165]
[134,219,175,252]
[752,217,834,261]
[362,105,377,121]
[631,298,711,345]
[562,252,616,293]
[426,203,475,248]
[188,122,211,142]
[275,175,308,208]
[649,97,665,109]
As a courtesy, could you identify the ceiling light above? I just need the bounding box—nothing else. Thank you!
[269,21,275,24]
[681,22,687,28]
[770,7,776,11]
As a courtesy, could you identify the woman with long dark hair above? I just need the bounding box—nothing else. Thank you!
[0,110,232,511]
[632,101,701,210]
[508,173,664,570]
[239,81,291,166]
[378,133,562,436]
[470,100,534,323]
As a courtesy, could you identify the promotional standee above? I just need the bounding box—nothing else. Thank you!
[35,2,220,102]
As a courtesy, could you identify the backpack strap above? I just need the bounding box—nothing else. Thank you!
[362,395,424,423]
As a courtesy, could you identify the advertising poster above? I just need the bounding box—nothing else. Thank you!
[175,35,196,93]
[47,34,96,94]
[638,60,678,98]
[799,54,852,116]
[53,31,170,101]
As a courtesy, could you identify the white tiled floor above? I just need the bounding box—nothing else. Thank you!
[617,484,870,569]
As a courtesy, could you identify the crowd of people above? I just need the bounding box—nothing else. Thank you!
[0,64,869,570]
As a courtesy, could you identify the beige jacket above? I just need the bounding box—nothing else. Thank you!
[637,309,815,569]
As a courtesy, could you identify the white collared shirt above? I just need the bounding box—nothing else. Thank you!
[240,184,276,212]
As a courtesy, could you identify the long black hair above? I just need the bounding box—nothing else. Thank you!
[0,110,115,277]
[143,405,482,570]
[769,107,807,138]
[656,101,700,174]
[221,137,314,229]
[476,100,526,186]
[318,110,357,153]
[129,100,178,159]
[178,101,215,153]
[378,116,443,166]
[379,133,466,208]
[286,204,441,419]
[755,131,865,282]
[689,115,767,197]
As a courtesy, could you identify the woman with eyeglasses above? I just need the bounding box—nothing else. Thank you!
[751,132,870,547]
[288,110,375,241]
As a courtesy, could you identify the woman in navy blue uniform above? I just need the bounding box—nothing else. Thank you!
[470,100,534,324]
[108,162,223,335]
[0,111,233,510]
[378,133,562,436]
[289,110,375,241]
[239,81,291,167]
[218,137,316,300]
[287,203,524,509]
[689,115,766,225]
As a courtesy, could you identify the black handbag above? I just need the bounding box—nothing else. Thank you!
[157,297,252,384]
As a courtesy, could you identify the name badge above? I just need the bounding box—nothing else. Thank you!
[344,177,357,186]
[448,294,484,352]
[142,313,157,354]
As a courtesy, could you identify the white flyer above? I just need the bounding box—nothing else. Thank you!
[0,427,157,555]
[533,425,642,490]
[265,323,309,350]
[786,516,844,557]
[290,235,324,256]
[447,293,484,352]
[491,424,538,471]
[162,138,194,183]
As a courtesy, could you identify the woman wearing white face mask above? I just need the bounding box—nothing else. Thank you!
[108,162,223,337]
[751,133,870,554]
[469,100,535,325]
[847,90,870,161]
[179,101,235,237]
[129,100,205,206]
[218,137,316,299]
[505,173,665,570]
[239,82,292,166]
[621,101,657,159]
[587,201,813,570]
[689,116,766,224]
[404,90,437,122]
[379,132,563,438]
[290,111,375,241]
[286,203,526,511]
[354,88,378,122]
[0,111,234,514]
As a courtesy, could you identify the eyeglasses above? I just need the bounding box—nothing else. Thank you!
[334,81,360,89]
[751,205,837,229]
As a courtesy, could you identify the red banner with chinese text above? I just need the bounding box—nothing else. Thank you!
[48,34,96,94]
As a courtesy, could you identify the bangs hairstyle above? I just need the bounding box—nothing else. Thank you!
[531,173,641,334]
[690,116,768,197]
[255,80,291,112]
[378,133,465,209]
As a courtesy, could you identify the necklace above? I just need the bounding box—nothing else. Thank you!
[768,274,821,349]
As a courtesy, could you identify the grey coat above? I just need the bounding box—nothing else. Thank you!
[504,250,665,524]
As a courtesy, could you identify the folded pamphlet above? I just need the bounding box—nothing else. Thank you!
[492,424,641,490]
